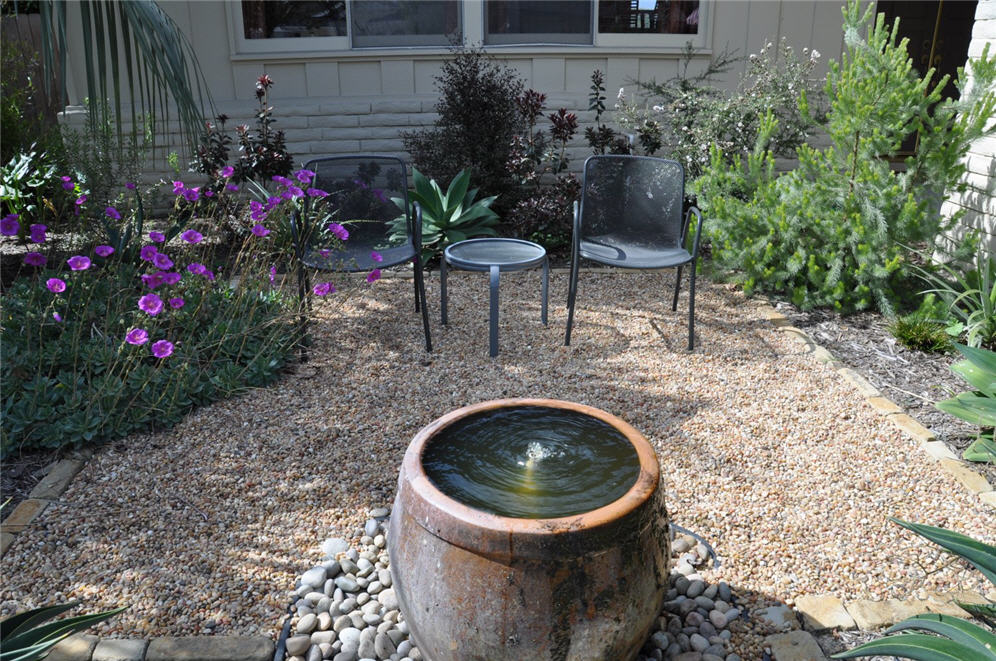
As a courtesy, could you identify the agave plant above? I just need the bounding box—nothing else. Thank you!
[832,518,995,660]
[0,602,126,661]
[389,168,499,262]
[937,343,996,464]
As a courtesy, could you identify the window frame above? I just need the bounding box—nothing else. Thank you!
[227,0,711,58]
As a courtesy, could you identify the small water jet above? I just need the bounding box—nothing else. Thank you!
[389,399,671,661]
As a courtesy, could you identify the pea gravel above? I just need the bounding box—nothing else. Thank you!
[1,271,992,656]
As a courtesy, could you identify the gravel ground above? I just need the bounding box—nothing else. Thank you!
[1,271,993,656]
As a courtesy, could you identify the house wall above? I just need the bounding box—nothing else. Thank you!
[939,0,996,256]
[59,0,846,181]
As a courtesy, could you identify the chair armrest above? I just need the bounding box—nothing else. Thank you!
[686,205,704,258]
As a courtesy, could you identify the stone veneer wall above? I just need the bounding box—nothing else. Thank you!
[940,0,996,256]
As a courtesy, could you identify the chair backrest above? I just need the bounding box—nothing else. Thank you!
[579,155,685,249]
[305,154,412,250]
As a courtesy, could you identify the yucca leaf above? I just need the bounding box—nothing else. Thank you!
[830,633,993,660]
[964,435,996,463]
[936,394,996,427]
[890,518,996,587]
[1,603,77,640]
[953,344,996,382]
[2,607,126,652]
[959,602,996,620]
[885,614,996,657]
[951,359,996,398]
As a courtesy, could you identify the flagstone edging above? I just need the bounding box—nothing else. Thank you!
[758,304,995,509]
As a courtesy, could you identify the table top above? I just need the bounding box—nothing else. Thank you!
[444,238,547,272]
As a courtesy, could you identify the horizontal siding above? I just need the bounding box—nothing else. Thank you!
[943,0,996,257]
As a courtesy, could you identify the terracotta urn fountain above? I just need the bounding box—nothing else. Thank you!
[388,398,670,661]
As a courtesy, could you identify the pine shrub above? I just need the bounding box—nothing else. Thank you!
[697,1,996,314]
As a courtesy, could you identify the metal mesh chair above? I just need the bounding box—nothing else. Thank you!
[290,155,431,353]
[565,155,704,350]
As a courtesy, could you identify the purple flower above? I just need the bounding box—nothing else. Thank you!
[153,252,174,270]
[61,176,74,191]
[162,271,182,285]
[266,196,281,209]
[204,269,215,281]
[29,224,47,243]
[0,214,19,236]
[67,255,91,271]
[366,269,381,283]
[126,328,149,345]
[138,293,164,316]
[105,206,121,220]
[172,181,185,194]
[328,223,348,241]
[141,272,165,289]
[225,183,239,192]
[280,190,295,201]
[46,278,66,293]
[287,185,304,198]
[250,209,267,222]
[140,244,158,262]
[296,169,316,184]
[318,249,331,258]
[95,245,114,257]
[181,229,203,244]
[251,224,270,237]
[75,195,87,206]
[183,188,200,202]
[125,181,137,190]
[149,231,166,243]
[249,200,264,213]
[24,252,46,267]
[353,178,368,189]
[370,250,383,263]
[272,175,292,187]
[187,262,207,275]
[313,282,335,296]
[373,189,389,204]
[204,190,215,198]
[307,188,328,198]
[151,340,174,359]
[52,311,63,322]
[221,166,235,178]
[168,297,185,309]
[269,266,276,283]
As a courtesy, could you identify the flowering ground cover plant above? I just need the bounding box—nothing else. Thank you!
[0,173,305,458]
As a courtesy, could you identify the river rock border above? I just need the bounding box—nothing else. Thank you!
[2,285,991,661]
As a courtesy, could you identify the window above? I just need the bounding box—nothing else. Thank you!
[485,1,592,45]
[598,0,699,35]
[241,1,347,39]
[350,1,461,48]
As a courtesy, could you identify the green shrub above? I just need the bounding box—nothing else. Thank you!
[609,39,826,178]
[913,246,996,350]
[696,1,996,314]
[402,45,524,216]
[888,295,953,354]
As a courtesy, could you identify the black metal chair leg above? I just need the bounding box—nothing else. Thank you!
[415,258,432,352]
[688,261,696,351]
[671,265,683,311]
[564,255,581,346]
[413,266,420,313]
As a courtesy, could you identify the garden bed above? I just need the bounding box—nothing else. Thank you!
[1,271,991,658]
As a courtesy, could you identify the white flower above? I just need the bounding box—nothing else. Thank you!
[811,49,821,61]
[652,105,664,112]
[617,87,625,100]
